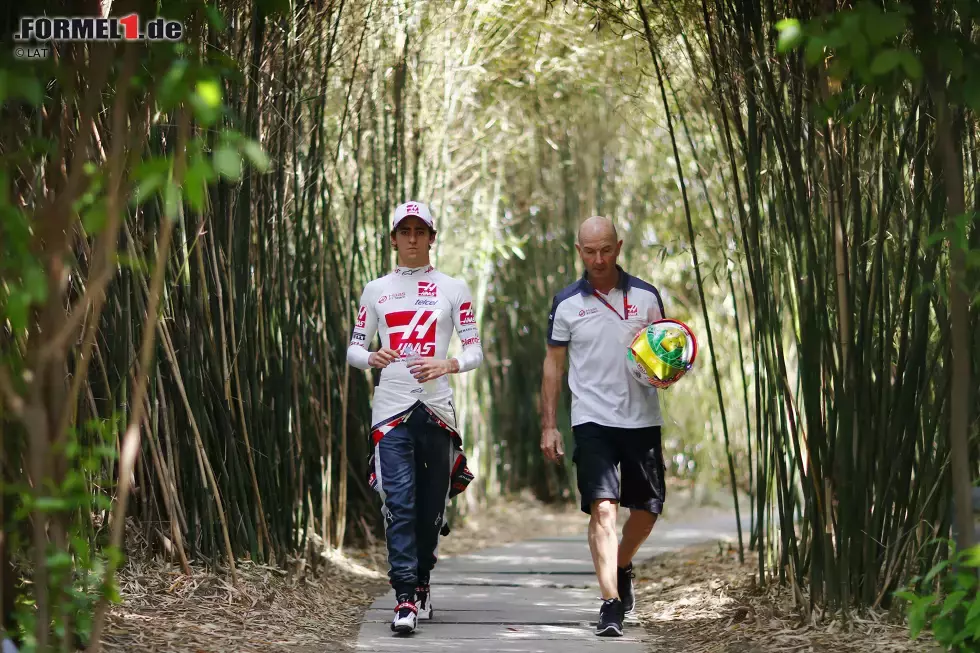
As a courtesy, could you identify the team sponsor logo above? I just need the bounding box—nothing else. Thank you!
[461,336,481,347]
[385,309,442,357]
[356,306,367,328]
[626,303,638,318]
[379,292,406,304]
[350,332,366,342]
[411,387,424,394]
[418,281,437,297]
[416,299,438,306]
[459,302,476,325]
[579,307,599,317]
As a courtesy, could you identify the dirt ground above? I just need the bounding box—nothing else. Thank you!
[633,542,937,653]
[103,492,586,652]
[104,490,935,652]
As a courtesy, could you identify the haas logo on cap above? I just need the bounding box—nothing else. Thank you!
[418,281,437,297]
[405,203,419,213]
[459,302,476,326]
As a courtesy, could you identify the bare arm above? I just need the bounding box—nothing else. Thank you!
[540,344,567,461]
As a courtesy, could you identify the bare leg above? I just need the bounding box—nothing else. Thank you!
[617,509,657,568]
[588,499,620,599]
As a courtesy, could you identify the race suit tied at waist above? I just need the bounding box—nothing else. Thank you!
[366,403,474,535]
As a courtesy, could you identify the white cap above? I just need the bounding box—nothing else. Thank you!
[392,201,435,232]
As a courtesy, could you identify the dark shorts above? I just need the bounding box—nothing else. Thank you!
[571,422,666,515]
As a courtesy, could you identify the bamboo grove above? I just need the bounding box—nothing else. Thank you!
[603,0,980,610]
[0,0,978,649]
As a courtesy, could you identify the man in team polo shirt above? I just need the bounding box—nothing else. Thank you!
[539,215,667,637]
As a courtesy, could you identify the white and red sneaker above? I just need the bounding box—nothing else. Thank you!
[415,583,433,620]
[391,595,418,634]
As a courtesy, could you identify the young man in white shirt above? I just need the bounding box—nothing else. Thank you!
[347,201,483,634]
[539,216,667,637]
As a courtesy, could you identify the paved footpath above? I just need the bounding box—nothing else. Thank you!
[357,511,741,653]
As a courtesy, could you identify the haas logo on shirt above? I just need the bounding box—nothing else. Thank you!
[386,309,441,357]
[626,302,638,318]
[355,306,367,329]
[459,302,476,326]
[418,281,437,297]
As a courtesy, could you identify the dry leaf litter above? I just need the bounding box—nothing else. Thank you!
[634,541,940,653]
[103,492,586,652]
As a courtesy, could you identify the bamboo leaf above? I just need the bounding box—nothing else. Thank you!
[213,145,242,181]
[933,616,956,642]
[870,48,901,75]
[898,50,923,80]
[805,37,826,66]
[133,173,165,205]
[962,544,980,567]
[205,3,227,30]
[864,11,906,45]
[82,201,108,234]
[4,289,30,332]
[775,19,803,54]
[965,596,980,624]
[23,263,47,303]
[240,139,270,173]
[164,181,181,221]
[940,591,967,617]
[191,78,223,126]
[184,157,212,214]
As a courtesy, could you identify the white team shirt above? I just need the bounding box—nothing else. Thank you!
[346,265,483,435]
[548,267,666,429]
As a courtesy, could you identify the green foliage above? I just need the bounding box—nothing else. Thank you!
[776,2,918,86]
[0,1,271,647]
[776,0,980,115]
[896,541,980,648]
[927,213,980,306]
[4,417,120,652]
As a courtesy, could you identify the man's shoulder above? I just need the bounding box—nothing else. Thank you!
[552,279,586,310]
[626,274,663,300]
[429,268,460,284]
[428,270,470,295]
[363,276,388,293]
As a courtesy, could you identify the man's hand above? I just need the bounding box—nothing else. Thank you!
[406,358,458,382]
[540,427,565,463]
[368,347,400,369]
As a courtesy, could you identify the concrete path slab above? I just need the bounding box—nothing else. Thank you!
[356,510,741,652]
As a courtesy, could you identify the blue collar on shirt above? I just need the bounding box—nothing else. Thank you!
[579,265,631,295]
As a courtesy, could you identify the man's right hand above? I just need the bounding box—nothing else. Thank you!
[540,427,565,463]
[368,347,400,369]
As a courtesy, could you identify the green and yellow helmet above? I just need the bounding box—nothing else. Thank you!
[626,319,698,389]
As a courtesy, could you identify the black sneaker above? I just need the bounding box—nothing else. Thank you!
[596,598,624,637]
[618,562,636,614]
[415,583,432,620]
[391,594,418,634]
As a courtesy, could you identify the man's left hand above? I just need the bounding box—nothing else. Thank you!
[407,358,458,383]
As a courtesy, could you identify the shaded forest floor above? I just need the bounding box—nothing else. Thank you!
[634,543,935,652]
[103,491,588,652]
[103,485,935,652]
